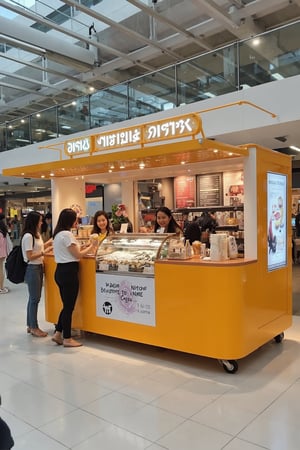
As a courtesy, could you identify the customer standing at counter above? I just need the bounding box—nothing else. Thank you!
[0,214,10,294]
[91,210,114,243]
[154,207,183,235]
[52,208,98,348]
[22,211,53,337]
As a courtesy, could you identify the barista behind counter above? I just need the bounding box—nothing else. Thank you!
[184,211,217,245]
[154,207,183,236]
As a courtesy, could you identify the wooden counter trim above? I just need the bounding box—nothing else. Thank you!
[155,256,257,267]
[45,254,256,265]
[44,253,96,260]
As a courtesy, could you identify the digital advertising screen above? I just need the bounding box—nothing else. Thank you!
[267,172,287,271]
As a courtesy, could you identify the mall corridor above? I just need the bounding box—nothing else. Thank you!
[0,277,300,449]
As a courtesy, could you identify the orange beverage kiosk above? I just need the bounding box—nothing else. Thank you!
[42,141,291,373]
[3,111,292,373]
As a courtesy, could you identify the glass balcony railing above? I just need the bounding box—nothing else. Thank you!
[0,20,299,152]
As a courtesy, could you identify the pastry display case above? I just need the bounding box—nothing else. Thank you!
[96,233,174,275]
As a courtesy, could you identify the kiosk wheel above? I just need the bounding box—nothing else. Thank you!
[274,332,284,343]
[219,359,238,374]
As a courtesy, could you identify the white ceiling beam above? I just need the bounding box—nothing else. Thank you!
[0,81,52,97]
[193,0,263,38]
[0,69,71,93]
[61,0,194,61]
[126,0,212,51]
[0,15,94,70]
[0,53,84,85]
[0,0,157,71]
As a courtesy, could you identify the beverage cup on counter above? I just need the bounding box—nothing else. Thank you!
[200,243,206,258]
[192,240,201,255]
[90,233,99,244]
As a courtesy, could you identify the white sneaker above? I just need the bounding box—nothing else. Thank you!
[0,287,9,294]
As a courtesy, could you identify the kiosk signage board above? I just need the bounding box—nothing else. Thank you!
[93,113,202,152]
[96,274,155,326]
[267,172,287,271]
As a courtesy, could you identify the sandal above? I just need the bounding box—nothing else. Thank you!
[52,332,63,345]
[63,338,82,348]
[31,328,48,338]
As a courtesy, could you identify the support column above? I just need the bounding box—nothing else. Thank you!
[51,178,86,226]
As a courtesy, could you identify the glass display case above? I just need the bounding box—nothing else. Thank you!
[96,233,174,275]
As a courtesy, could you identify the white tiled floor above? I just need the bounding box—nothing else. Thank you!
[1,279,300,449]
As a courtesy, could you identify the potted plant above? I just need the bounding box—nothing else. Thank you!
[111,204,131,231]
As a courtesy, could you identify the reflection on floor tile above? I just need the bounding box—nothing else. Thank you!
[1,279,300,449]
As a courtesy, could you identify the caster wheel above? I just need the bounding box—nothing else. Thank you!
[219,359,238,374]
[274,332,284,343]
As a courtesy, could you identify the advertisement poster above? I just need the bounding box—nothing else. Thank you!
[267,172,287,271]
[174,176,196,208]
[223,170,244,206]
[96,274,155,326]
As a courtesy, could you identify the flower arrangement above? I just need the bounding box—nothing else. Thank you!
[111,204,129,226]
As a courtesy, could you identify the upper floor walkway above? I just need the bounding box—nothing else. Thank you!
[1,20,299,154]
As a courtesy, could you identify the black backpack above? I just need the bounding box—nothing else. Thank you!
[5,235,34,284]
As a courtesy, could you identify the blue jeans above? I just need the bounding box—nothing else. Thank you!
[24,264,43,329]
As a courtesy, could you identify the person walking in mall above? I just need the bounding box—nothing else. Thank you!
[11,214,21,242]
[0,213,10,294]
[52,208,98,348]
[91,210,114,243]
[154,206,183,235]
[22,211,53,337]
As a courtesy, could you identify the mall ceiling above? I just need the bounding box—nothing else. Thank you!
[0,0,300,196]
[0,0,299,123]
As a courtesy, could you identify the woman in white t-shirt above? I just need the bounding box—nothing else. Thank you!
[21,211,53,337]
[52,208,98,348]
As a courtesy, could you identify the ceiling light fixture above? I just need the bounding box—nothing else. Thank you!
[290,145,300,152]
[272,73,284,81]
[139,162,145,169]
[252,38,260,46]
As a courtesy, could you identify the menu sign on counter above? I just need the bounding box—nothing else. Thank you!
[197,173,223,207]
[267,172,287,271]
